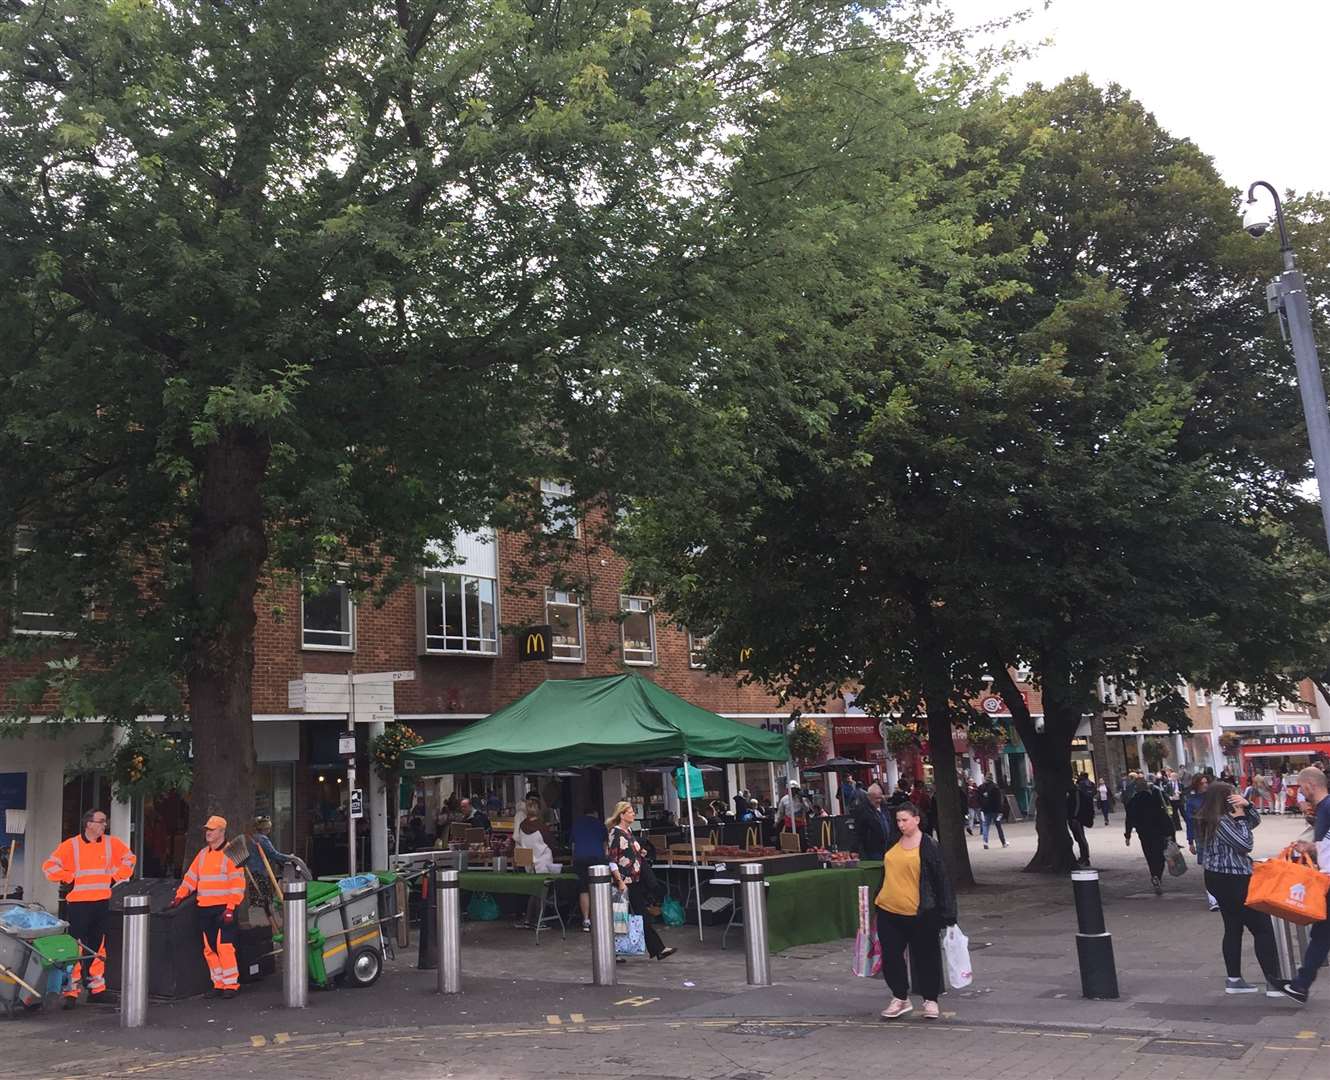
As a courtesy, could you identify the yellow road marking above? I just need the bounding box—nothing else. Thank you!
[613,995,660,1007]
[274,1032,291,1044]
[570,1013,585,1024]
[249,1036,267,1047]
[1296,1030,1317,1039]
[545,1014,562,1025]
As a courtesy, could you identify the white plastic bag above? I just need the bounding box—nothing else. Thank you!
[612,894,630,936]
[941,924,972,989]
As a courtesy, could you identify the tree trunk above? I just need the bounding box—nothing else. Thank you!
[1020,725,1077,874]
[185,426,269,850]
[924,705,976,888]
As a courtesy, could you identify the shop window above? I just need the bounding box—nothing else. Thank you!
[540,479,580,538]
[301,573,354,650]
[620,595,656,665]
[545,588,583,662]
[254,764,295,853]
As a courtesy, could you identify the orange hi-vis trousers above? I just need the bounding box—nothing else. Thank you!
[197,906,240,991]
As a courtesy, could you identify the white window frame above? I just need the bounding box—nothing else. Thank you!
[620,595,656,666]
[300,571,356,652]
[421,571,499,656]
[11,527,79,637]
[540,479,581,539]
[687,629,712,670]
[544,588,584,663]
[1193,688,1209,707]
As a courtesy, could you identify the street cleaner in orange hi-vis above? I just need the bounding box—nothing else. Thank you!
[171,815,245,998]
[42,808,137,1008]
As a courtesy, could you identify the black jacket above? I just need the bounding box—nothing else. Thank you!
[978,781,1005,814]
[852,800,899,859]
[884,833,957,925]
[1125,788,1175,842]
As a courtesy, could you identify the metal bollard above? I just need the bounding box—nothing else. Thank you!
[119,895,149,1029]
[739,862,771,986]
[1070,869,1119,999]
[281,880,308,1009]
[588,864,615,986]
[436,868,461,994]
[1273,916,1310,982]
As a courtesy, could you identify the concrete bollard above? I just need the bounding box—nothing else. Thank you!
[119,894,149,1029]
[739,862,771,987]
[436,868,461,994]
[1071,869,1119,999]
[281,880,308,1009]
[588,864,616,987]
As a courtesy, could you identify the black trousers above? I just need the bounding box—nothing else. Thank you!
[1068,820,1090,864]
[64,898,110,956]
[1136,834,1167,880]
[627,880,665,958]
[877,909,942,1002]
[1204,870,1280,983]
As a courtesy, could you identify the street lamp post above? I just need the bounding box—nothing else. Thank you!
[1247,181,1330,553]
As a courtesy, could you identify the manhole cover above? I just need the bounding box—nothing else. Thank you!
[728,1022,813,1039]
[1140,1038,1249,1060]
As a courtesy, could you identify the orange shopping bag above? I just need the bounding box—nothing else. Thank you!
[1246,846,1330,926]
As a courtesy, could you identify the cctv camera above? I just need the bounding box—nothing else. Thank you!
[1242,200,1271,238]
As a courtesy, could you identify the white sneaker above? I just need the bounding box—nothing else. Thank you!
[880,998,913,1020]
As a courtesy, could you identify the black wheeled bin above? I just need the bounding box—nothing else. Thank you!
[103,879,211,998]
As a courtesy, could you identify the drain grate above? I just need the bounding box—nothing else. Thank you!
[727,1022,814,1039]
[1139,1037,1249,1060]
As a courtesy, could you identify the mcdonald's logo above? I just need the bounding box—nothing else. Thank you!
[739,647,753,664]
[518,625,552,662]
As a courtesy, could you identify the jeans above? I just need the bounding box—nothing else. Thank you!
[877,908,942,1002]
[1294,917,1330,992]
[981,812,1005,846]
[1098,800,1110,825]
[1204,870,1280,983]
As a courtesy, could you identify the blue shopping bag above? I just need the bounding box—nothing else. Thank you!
[614,914,647,957]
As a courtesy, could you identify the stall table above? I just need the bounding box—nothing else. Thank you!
[763,865,883,954]
[457,870,578,942]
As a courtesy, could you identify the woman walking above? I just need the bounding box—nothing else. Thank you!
[1096,779,1111,826]
[607,802,675,960]
[1194,782,1283,995]
[1124,777,1176,895]
[876,803,957,1021]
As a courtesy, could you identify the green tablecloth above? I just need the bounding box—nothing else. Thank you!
[457,871,578,897]
[764,866,883,954]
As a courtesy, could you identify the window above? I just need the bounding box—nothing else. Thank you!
[620,595,656,665]
[540,479,580,538]
[545,588,584,662]
[420,528,500,657]
[11,527,76,636]
[1193,689,1209,707]
[301,574,354,650]
[687,629,712,670]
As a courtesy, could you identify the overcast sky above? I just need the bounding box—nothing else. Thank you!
[942,0,1327,196]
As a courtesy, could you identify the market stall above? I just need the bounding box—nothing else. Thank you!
[403,673,790,940]
[764,865,884,953]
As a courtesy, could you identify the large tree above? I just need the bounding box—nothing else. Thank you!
[0,0,927,837]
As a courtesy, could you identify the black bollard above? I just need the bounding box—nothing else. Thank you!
[1071,869,1119,999]
[417,875,437,970]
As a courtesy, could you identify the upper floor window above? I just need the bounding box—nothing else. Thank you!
[620,595,656,665]
[11,527,77,636]
[545,588,584,662]
[687,629,712,670]
[301,573,354,651]
[540,479,580,538]
[1193,689,1209,707]
[420,529,499,657]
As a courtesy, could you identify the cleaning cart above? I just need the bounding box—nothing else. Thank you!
[276,872,405,990]
[0,902,87,1018]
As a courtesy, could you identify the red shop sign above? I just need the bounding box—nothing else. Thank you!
[832,718,880,740]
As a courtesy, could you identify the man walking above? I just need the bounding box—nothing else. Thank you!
[1125,777,1176,895]
[42,809,136,1007]
[851,783,898,861]
[1279,766,1330,1004]
[172,815,246,999]
[1067,778,1095,867]
[978,776,1008,849]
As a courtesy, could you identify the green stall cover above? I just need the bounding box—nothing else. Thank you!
[403,673,788,775]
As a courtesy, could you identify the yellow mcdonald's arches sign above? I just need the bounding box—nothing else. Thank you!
[519,625,552,662]
[739,647,753,664]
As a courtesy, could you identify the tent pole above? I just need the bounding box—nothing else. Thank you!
[684,754,704,943]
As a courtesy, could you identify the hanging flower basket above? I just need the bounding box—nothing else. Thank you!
[967,725,1006,761]
[881,724,921,758]
[370,724,424,785]
[109,725,192,803]
[788,718,827,765]
[1219,731,1242,753]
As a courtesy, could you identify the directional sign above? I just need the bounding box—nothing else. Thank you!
[354,669,415,683]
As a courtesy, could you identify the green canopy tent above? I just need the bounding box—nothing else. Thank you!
[402,673,789,940]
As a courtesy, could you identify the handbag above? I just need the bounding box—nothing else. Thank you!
[614,914,647,957]
[941,924,973,989]
[1247,846,1330,925]
[612,893,630,935]
[1163,839,1187,877]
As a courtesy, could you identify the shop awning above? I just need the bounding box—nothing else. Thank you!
[402,673,789,776]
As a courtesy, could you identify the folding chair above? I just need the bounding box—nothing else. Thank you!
[514,848,566,942]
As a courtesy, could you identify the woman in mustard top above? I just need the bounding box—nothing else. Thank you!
[875,802,957,1020]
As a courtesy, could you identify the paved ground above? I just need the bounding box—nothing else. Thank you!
[3,811,1325,1079]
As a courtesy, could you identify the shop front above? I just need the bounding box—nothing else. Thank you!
[1239,734,1330,784]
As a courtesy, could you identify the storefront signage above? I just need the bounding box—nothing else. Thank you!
[1245,735,1329,747]
[981,692,1029,715]
[832,718,880,740]
[349,788,364,819]
[1103,717,1120,732]
[518,625,552,662]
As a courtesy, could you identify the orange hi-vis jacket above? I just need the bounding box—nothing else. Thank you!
[175,845,245,909]
[42,834,136,902]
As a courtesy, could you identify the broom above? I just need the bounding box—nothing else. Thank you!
[3,809,25,901]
